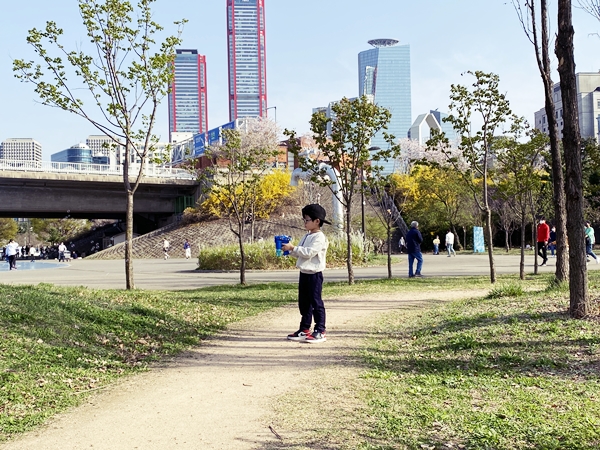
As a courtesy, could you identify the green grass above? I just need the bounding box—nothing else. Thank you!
[355,275,600,449]
[2,272,599,447]
[0,282,298,440]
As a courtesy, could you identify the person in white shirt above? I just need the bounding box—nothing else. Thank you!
[445,230,456,257]
[282,204,330,344]
[5,239,19,270]
[163,239,170,260]
[58,242,67,262]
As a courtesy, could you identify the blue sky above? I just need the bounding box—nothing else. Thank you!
[2,0,600,159]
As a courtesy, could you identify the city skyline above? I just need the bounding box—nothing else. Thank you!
[2,0,600,159]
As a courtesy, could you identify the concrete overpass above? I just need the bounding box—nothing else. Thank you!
[0,169,200,230]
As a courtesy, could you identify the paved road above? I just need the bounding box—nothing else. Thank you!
[0,253,587,290]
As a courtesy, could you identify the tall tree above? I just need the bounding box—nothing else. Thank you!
[31,218,92,246]
[13,0,184,289]
[407,164,475,245]
[513,0,569,283]
[556,0,590,317]
[495,128,550,279]
[0,219,18,243]
[197,118,281,285]
[427,71,517,283]
[365,175,403,278]
[581,138,600,222]
[284,96,400,285]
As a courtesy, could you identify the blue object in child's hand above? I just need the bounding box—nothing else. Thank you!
[274,235,291,257]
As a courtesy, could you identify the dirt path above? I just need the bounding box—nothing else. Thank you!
[1,289,487,450]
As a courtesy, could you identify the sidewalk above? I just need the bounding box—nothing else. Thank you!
[0,253,578,290]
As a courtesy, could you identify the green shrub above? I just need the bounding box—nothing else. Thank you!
[197,232,378,270]
[486,282,525,299]
[198,240,296,270]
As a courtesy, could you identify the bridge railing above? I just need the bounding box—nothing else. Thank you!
[0,159,195,180]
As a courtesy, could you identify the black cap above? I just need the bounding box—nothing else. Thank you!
[302,204,331,225]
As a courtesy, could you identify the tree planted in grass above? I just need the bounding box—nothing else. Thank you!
[197,118,281,285]
[285,96,400,285]
[427,71,518,283]
[365,176,404,278]
[495,128,550,279]
[556,0,590,317]
[513,0,569,284]
[12,0,185,289]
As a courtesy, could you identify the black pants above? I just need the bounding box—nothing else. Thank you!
[8,255,16,269]
[298,272,326,333]
[537,242,547,263]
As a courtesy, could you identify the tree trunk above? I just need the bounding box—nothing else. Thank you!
[556,0,590,317]
[538,0,569,283]
[387,224,392,279]
[485,207,496,283]
[505,229,510,252]
[533,215,539,275]
[346,206,354,285]
[238,232,246,285]
[520,215,526,280]
[125,190,135,290]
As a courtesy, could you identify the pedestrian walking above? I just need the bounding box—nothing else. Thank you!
[163,239,170,260]
[398,236,406,254]
[537,217,550,266]
[282,204,330,344]
[58,242,67,262]
[5,239,19,270]
[183,239,191,259]
[549,225,557,257]
[406,221,424,278]
[433,235,440,255]
[585,221,599,264]
[445,230,456,257]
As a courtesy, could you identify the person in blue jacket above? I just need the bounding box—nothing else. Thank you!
[406,221,424,278]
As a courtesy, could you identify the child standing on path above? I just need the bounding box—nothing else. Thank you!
[433,235,440,255]
[282,204,330,344]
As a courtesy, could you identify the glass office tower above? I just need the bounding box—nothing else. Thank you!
[227,0,267,120]
[168,49,208,141]
[358,39,411,173]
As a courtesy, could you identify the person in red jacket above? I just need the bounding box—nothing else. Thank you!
[537,217,550,266]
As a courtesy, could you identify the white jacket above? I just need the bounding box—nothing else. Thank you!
[290,231,329,274]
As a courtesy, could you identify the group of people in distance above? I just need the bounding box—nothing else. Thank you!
[537,217,598,265]
[162,239,192,260]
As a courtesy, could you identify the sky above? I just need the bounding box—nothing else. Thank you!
[2,0,600,159]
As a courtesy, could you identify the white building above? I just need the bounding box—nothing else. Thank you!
[534,72,600,141]
[0,138,42,162]
[86,135,121,166]
[85,135,172,168]
[408,112,442,146]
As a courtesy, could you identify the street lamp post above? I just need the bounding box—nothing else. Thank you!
[265,106,277,122]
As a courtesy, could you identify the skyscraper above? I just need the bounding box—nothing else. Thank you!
[227,0,267,120]
[168,49,208,141]
[358,39,411,173]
